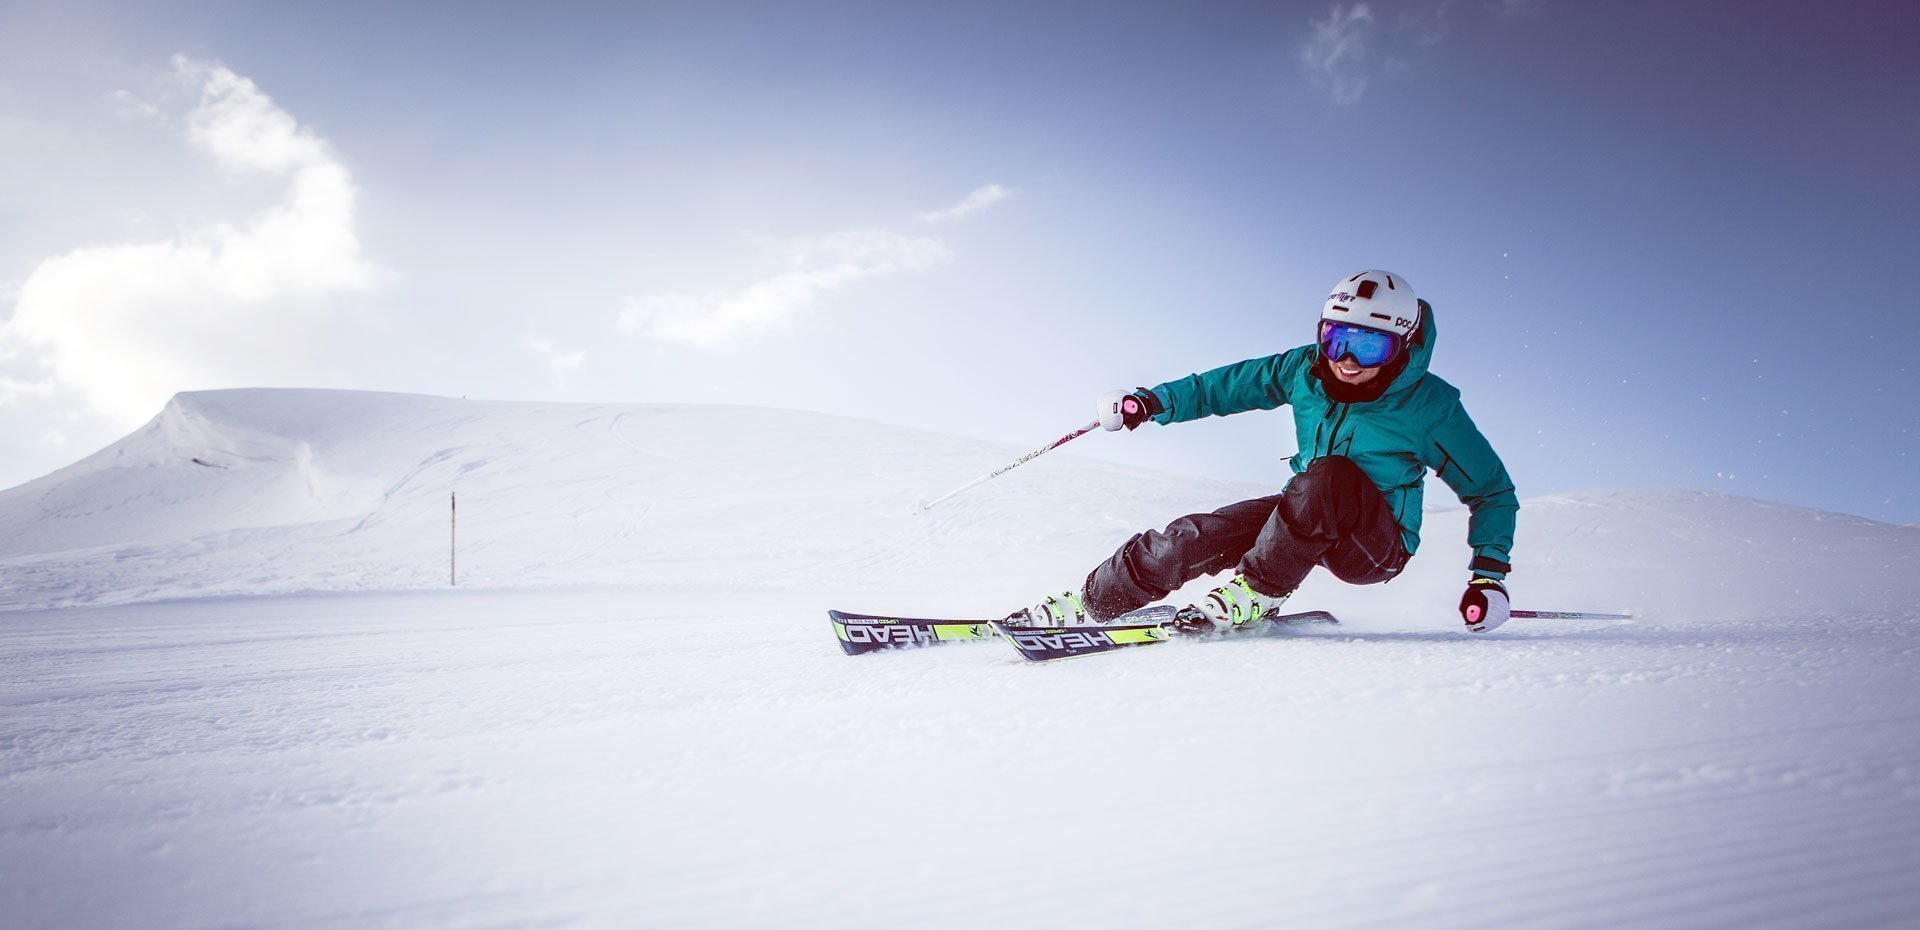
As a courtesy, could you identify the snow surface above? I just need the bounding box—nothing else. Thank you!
[4,389,1918,929]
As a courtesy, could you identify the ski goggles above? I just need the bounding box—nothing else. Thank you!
[1318,320,1403,368]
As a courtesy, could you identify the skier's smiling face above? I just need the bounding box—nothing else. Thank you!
[1329,356,1382,385]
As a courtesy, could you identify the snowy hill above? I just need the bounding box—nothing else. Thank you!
[2,389,1915,620]
[0,389,1262,610]
[5,390,1920,929]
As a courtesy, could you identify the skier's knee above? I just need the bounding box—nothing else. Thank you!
[1286,455,1364,504]
[1121,526,1190,591]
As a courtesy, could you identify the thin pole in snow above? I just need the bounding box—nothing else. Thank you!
[1511,609,1632,620]
[451,491,457,586]
[916,419,1102,514]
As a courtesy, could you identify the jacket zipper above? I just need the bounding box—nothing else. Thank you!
[1318,402,1345,458]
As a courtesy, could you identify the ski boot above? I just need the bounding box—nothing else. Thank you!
[1166,575,1291,636]
[1005,589,1090,628]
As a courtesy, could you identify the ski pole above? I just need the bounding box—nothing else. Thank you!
[916,419,1103,514]
[1511,609,1633,620]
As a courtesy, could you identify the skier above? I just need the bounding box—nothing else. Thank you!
[1015,270,1518,635]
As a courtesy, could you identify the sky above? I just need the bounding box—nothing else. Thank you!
[1,0,1916,525]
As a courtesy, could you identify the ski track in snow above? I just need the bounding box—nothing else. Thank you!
[3,390,1919,928]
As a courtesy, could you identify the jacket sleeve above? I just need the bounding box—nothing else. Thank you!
[1425,399,1519,580]
[1147,350,1299,425]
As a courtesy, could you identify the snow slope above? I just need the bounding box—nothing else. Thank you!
[4,388,1912,621]
[0,389,1268,611]
[3,389,1918,929]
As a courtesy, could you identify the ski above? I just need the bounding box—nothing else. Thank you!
[990,608,1341,662]
[832,606,1342,659]
[829,603,1188,655]
[829,610,997,656]
[831,603,1621,658]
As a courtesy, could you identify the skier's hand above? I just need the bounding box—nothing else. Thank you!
[1460,576,1510,633]
[1097,389,1160,431]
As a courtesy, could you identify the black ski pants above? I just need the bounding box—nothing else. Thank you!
[1082,455,1410,621]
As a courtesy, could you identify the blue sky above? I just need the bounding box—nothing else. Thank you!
[2,0,1916,523]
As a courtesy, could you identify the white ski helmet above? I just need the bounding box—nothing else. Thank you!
[1320,269,1420,342]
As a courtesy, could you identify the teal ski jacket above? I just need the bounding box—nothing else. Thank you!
[1145,301,1518,579]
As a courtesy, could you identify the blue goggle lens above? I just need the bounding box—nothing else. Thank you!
[1318,321,1401,368]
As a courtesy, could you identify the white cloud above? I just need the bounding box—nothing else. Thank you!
[620,229,950,347]
[0,56,384,426]
[109,88,162,121]
[1299,3,1377,105]
[917,184,1013,223]
[619,183,1003,348]
[1298,2,1503,103]
[524,332,586,386]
